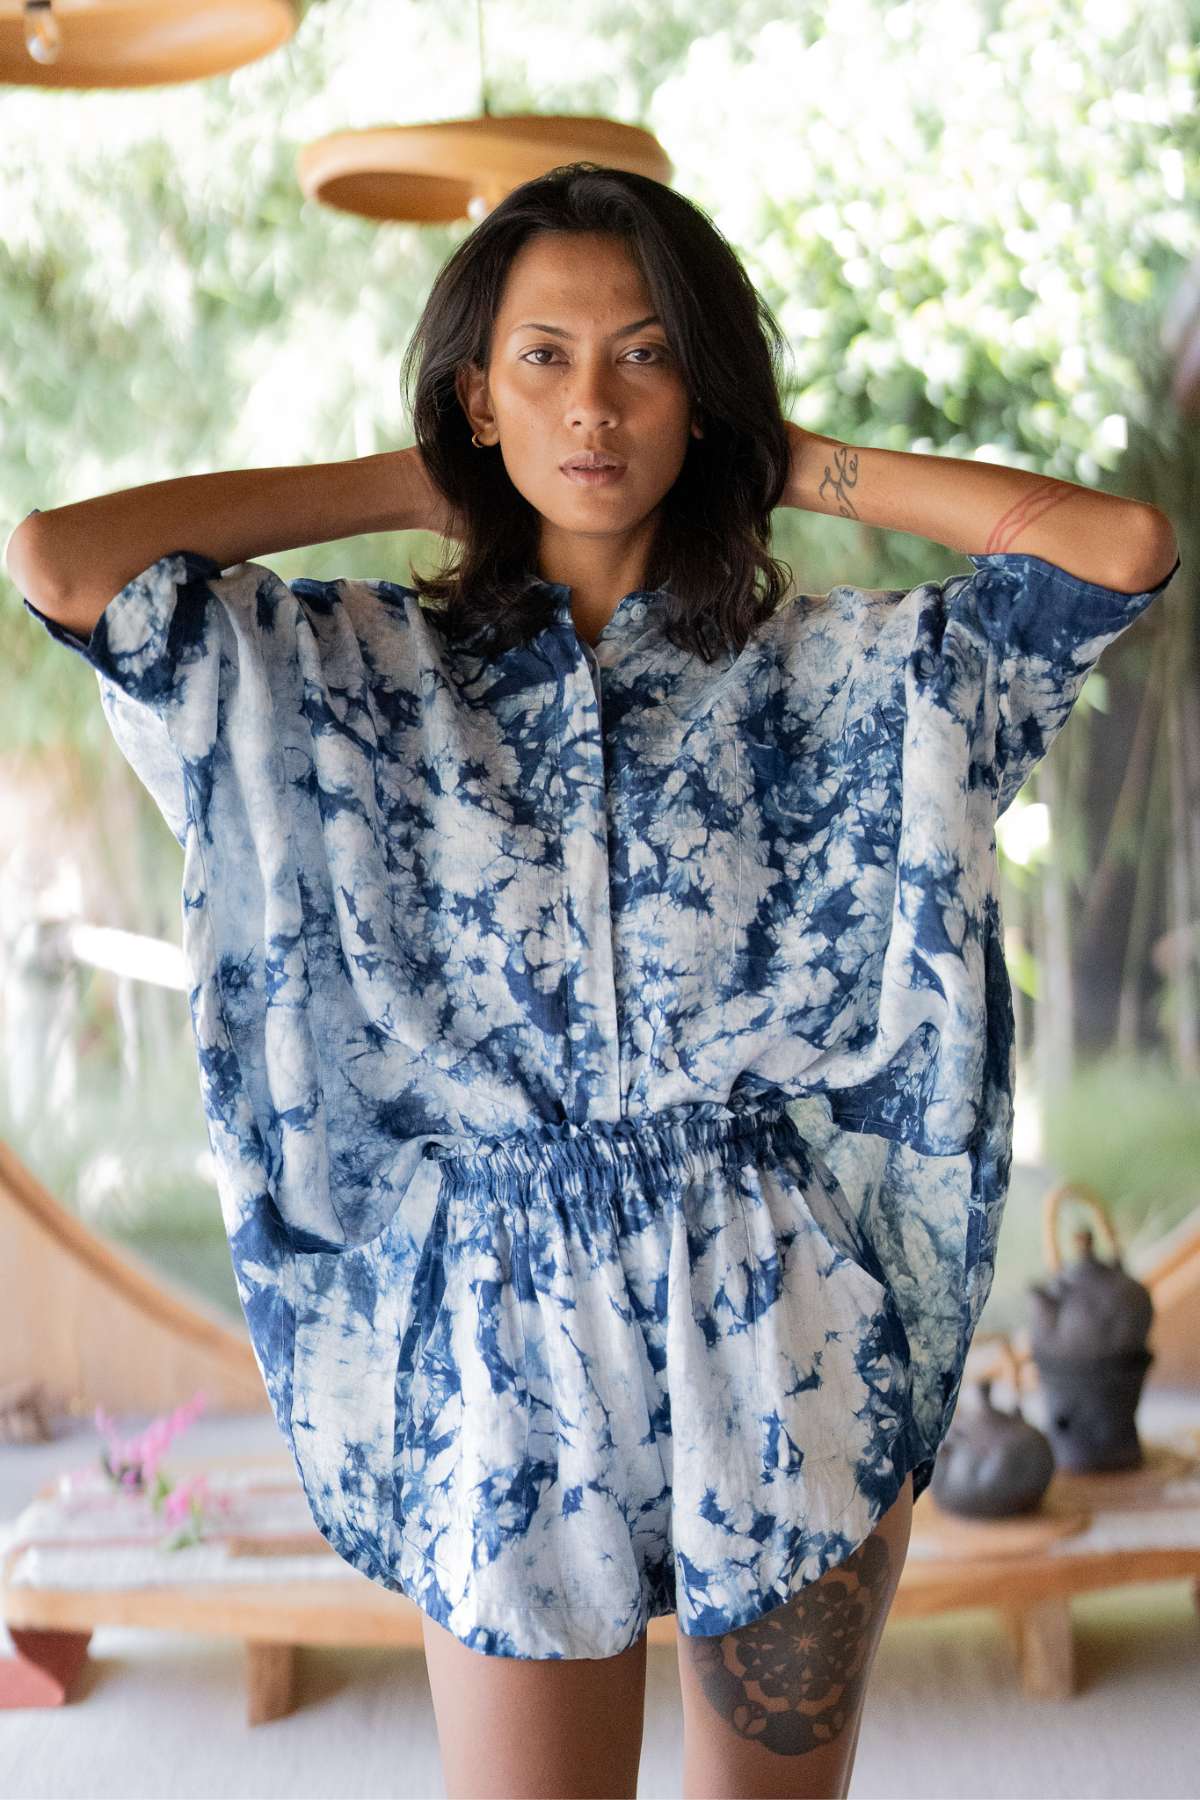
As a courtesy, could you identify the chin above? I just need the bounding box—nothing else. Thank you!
[536,491,642,528]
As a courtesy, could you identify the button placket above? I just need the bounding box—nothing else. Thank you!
[555,628,621,1123]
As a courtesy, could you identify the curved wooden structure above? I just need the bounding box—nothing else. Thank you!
[0,1138,270,1419]
[297,115,674,223]
[1138,1202,1200,1386]
[0,0,298,90]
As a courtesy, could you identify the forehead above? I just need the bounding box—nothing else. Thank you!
[495,232,651,319]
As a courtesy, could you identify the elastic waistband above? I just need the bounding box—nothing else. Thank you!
[420,1098,791,1194]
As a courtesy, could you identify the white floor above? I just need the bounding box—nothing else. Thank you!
[1,1404,1197,1800]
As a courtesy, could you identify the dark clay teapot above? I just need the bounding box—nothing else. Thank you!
[932,1338,1056,1518]
[1028,1184,1155,1473]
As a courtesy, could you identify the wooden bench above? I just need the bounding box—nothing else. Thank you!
[3,1444,1199,1723]
[896,1442,1200,1699]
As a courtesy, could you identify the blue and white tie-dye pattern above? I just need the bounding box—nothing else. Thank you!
[21,522,1179,1659]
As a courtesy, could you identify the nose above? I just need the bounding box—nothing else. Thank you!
[565,362,620,431]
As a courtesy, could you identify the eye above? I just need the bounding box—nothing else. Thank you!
[518,345,669,366]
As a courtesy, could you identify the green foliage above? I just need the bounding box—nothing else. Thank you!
[1040,1052,1200,1258]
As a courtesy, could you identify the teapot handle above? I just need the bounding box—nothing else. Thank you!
[1042,1179,1123,1274]
[965,1329,1027,1396]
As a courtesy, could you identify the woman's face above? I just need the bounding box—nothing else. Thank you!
[457,230,702,546]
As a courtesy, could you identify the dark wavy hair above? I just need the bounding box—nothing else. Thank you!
[400,163,796,664]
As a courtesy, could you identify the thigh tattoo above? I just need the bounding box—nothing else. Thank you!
[682,1536,893,1757]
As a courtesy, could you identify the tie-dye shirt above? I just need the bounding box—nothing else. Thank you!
[21,525,1179,1502]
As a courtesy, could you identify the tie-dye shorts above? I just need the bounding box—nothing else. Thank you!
[288,1102,922,1659]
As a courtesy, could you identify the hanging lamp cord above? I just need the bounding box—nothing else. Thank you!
[476,0,491,117]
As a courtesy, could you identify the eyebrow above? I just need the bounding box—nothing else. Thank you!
[508,314,663,340]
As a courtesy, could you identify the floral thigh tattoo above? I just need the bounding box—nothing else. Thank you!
[682,1536,893,1757]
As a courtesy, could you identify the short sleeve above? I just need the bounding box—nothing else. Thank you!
[18,507,252,846]
[960,549,1180,818]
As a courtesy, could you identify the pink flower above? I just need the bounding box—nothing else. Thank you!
[95,1391,209,1497]
[163,1473,210,1528]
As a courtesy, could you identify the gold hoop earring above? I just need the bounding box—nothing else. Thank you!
[471,431,485,448]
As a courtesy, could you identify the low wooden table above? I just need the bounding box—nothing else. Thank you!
[0,1450,407,1725]
[895,1443,1200,1699]
[3,1444,1199,1721]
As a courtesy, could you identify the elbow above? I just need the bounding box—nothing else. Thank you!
[4,512,68,615]
[1122,507,1180,592]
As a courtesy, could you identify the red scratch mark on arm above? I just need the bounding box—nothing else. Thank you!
[983,481,1077,555]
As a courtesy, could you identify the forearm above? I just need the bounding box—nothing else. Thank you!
[786,432,1178,591]
[7,450,419,627]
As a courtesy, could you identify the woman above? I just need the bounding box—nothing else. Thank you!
[10,163,1179,1798]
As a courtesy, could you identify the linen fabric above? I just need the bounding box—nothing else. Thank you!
[21,516,1179,1658]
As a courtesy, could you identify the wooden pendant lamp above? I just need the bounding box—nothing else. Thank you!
[297,0,671,223]
[0,0,300,86]
[296,114,672,225]
[2,0,673,221]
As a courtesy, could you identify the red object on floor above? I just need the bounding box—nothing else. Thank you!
[0,1626,92,1706]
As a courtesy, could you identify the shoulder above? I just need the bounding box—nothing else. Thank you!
[237,568,448,640]
[766,576,919,658]
[274,569,421,611]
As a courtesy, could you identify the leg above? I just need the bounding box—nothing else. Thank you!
[677,1474,913,1800]
[245,1640,297,1725]
[0,1627,92,1708]
[1003,1597,1074,1700]
[420,1612,648,1800]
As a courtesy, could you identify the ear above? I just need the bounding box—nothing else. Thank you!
[456,362,495,441]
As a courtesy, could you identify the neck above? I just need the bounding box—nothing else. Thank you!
[535,515,659,621]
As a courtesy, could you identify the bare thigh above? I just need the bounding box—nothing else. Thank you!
[676,1475,914,1800]
[421,1611,649,1800]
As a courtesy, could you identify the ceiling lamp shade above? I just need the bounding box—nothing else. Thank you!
[3,2,673,227]
[296,114,674,225]
[1,0,298,87]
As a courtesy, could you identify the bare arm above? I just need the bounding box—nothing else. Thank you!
[780,422,1179,593]
[4,446,461,640]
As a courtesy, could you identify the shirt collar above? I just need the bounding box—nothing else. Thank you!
[419,575,671,667]
[524,574,669,659]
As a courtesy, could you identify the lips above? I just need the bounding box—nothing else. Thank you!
[560,452,627,472]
